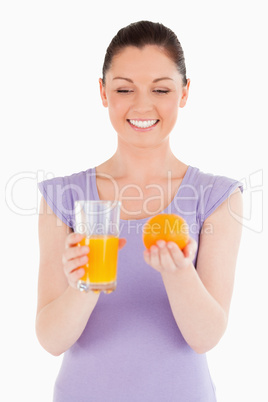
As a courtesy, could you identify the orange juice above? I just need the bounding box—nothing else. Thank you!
[77,235,119,291]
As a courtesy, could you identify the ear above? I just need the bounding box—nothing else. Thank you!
[99,78,108,108]
[179,78,190,108]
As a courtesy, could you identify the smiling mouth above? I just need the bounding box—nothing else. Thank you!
[127,119,159,129]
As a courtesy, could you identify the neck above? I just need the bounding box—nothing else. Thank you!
[98,138,186,183]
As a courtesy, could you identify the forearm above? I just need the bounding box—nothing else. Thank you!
[36,286,99,356]
[162,264,228,354]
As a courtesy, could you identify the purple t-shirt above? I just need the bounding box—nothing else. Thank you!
[38,166,243,402]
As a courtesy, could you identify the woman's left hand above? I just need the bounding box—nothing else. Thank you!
[143,237,197,274]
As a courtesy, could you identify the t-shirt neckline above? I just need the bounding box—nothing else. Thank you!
[90,165,193,222]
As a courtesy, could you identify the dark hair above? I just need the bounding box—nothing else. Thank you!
[102,20,187,86]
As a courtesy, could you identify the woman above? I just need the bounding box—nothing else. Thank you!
[36,21,243,401]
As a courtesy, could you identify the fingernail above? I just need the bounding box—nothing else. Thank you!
[150,245,158,253]
[157,240,166,248]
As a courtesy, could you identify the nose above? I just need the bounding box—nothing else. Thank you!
[131,91,154,115]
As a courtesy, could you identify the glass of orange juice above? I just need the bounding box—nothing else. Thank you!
[74,200,121,293]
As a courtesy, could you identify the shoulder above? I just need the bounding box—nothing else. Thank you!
[38,168,94,192]
[38,168,96,229]
[187,166,243,190]
[186,166,243,224]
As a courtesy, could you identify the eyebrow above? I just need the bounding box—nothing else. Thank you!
[153,77,174,83]
[113,77,133,83]
[112,76,174,83]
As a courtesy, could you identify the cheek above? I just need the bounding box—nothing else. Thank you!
[108,95,129,116]
[160,98,179,120]
[107,96,129,130]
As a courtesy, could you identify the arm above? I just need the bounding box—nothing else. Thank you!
[144,188,243,354]
[36,197,100,356]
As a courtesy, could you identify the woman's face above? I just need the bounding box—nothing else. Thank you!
[99,45,190,149]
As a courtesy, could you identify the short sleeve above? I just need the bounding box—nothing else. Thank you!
[38,176,74,228]
[38,169,93,229]
[198,173,243,225]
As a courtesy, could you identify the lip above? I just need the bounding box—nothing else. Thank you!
[127,119,159,132]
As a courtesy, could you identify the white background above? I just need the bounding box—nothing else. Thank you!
[1,1,267,401]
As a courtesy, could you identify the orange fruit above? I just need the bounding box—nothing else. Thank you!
[143,213,189,250]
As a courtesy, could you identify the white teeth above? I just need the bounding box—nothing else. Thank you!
[129,119,158,128]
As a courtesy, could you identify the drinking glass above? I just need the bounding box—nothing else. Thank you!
[74,200,121,293]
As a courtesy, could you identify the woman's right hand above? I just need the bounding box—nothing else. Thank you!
[62,233,127,290]
[62,232,89,290]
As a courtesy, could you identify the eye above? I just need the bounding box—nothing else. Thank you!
[153,89,170,94]
[116,89,134,93]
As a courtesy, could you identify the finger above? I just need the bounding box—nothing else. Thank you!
[119,238,127,250]
[157,240,177,272]
[65,232,85,249]
[68,267,86,284]
[183,237,197,260]
[167,242,192,269]
[148,245,162,272]
[63,244,89,265]
[64,255,88,276]
[67,268,86,289]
